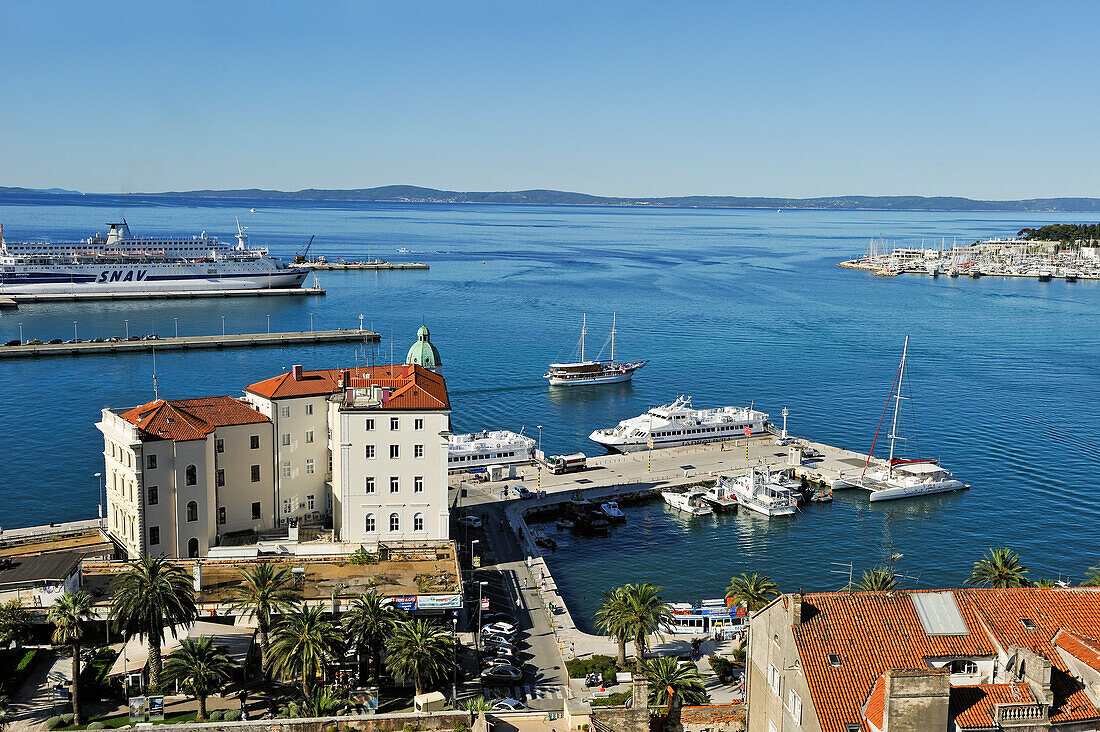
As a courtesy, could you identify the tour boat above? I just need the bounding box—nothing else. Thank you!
[589,396,769,453]
[448,430,535,472]
[544,313,648,386]
[665,600,748,635]
[599,501,626,522]
[719,464,798,517]
[833,336,969,502]
[661,490,714,516]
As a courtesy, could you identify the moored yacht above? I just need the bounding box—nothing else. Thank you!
[719,464,798,517]
[599,501,626,522]
[448,430,536,472]
[661,490,714,516]
[589,396,769,453]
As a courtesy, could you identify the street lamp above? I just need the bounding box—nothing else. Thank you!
[309,313,314,333]
[73,321,78,341]
[267,314,271,334]
[124,319,129,339]
[174,317,178,338]
[536,425,543,456]
[18,323,23,342]
[221,315,225,336]
[95,472,104,519]
[451,616,458,703]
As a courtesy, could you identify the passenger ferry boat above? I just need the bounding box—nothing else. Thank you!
[589,396,769,453]
[0,220,306,294]
[447,430,536,473]
[719,464,799,517]
[665,599,748,635]
[544,314,648,386]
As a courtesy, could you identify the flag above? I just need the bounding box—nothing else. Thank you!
[743,427,751,436]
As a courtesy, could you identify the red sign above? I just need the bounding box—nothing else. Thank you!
[743,427,752,436]
[481,598,490,610]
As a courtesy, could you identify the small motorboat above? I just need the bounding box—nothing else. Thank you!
[534,531,557,551]
[600,501,626,522]
[555,517,575,530]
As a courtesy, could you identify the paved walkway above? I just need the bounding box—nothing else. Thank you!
[7,647,65,732]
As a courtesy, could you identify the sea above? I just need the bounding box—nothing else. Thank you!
[1,198,1097,631]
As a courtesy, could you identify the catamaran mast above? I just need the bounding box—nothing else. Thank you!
[886,335,909,477]
[610,312,616,362]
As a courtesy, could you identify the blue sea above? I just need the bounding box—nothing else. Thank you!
[1,199,1097,627]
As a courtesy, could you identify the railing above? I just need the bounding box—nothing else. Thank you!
[994,702,1048,723]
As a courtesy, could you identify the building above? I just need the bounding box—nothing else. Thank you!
[405,324,442,373]
[97,397,275,558]
[747,587,1100,732]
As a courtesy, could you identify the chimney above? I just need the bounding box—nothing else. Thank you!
[1012,645,1053,705]
[881,668,950,732]
[381,387,391,404]
[345,388,355,405]
[790,591,803,626]
[292,364,303,381]
[632,673,649,711]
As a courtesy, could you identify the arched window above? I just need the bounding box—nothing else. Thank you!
[389,513,400,532]
[187,537,199,558]
[413,513,425,532]
[185,464,197,486]
[186,501,198,522]
[365,513,376,532]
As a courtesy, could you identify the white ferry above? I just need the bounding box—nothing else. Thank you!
[448,430,536,472]
[665,599,748,635]
[0,220,307,294]
[589,396,769,453]
[545,314,647,386]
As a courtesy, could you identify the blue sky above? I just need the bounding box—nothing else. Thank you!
[2,1,1098,198]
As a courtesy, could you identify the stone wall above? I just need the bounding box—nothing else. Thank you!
[174,711,473,732]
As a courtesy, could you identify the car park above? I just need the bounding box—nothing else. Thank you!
[481,665,523,683]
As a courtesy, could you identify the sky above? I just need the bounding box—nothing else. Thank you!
[1,1,1098,198]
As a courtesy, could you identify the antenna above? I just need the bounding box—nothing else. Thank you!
[831,561,855,592]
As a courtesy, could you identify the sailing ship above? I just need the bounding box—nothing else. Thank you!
[544,313,648,386]
[834,336,969,502]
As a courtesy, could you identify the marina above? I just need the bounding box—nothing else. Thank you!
[839,237,1100,279]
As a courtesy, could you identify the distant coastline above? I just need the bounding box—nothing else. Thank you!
[1,184,1099,212]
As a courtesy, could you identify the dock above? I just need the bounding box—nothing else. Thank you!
[0,287,324,309]
[0,328,379,359]
[295,261,429,271]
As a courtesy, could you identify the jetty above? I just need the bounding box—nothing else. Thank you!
[294,261,429,271]
[0,328,379,359]
[0,287,323,309]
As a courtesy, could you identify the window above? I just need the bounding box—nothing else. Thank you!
[218,507,226,525]
[185,464,197,486]
[186,501,198,522]
[280,405,291,419]
[390,417,399,430]
[216,469,225,487]
[950,659,978,675]
[251,501,261,520]
[414,476,424,493]
[389,513,400,532]
[307,494,315,510]
[414,418,424,431]
[365,513,376,532]
[365,445,375,459]
[187,537,199,558]
[767,664,780,694]
[305,430,314,443]
[146,454,157,470]
[1021,618,1037,630]
[305,403,314,416]
[147,486,158,506]
[281,461,292,478]
[389,444,399,459]
[282,433,291,446]
[787,690,803,723]
[827,653,842,667]
[365,418,375,431]
[414,444,424,458]
[306,458,315,475]
[215,438,224,453]
[251,465,261,482]
[365,477,376,494]
[390,476,399,493]
[149,526,160,545]
[413,513,424,531]
[250,435,260,449]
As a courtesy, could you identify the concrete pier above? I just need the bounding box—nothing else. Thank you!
[0,328,379,358]
[0,287,323,308]
[295,261,429,270]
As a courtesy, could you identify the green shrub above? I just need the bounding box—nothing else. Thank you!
[589,691,631,707]
[86,723,106,730]
[44,717,63,730]
[60,713,74,725]
[224,709,242,721]
[565,654,619,683]
[708,654,737,683]
[207,710,224,721]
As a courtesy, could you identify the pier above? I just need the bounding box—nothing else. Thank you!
[0,328,379,358]
[0,287,324,309]
[295,261,429,270]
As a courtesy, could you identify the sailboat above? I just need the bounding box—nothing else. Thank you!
[834,336,969,501]
[544,313,648,386]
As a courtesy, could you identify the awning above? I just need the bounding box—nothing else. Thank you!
[107,620,255,678]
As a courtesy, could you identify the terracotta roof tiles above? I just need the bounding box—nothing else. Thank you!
[246,364,449,410]
[949,683,1035,730]
[120,396,268,441]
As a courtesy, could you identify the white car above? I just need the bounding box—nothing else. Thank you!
[481,633,513,648]
[458,515,483,528]
[481,621,518,636]
[491,698,528,711]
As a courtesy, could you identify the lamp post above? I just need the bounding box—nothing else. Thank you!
[267,314,271,334]
[221,315,225,336]
[73,321,78,341]
[451,616,458,703]
[309,313,314,333]
[536,425,543,455]
[95,472,104,519]
[173,317,178,338]
[124,319,129,339]
[18,323,23,342]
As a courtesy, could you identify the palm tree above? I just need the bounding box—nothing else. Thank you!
[1082,564,1100,587]
[620,583,674,660]
[109,555,198,690]
[0,600,31,648]
[644,656,709,706]
[384,619,455,697]
[594,586,634,667]
[285,687,343,718]
[461,696,493,712]
[966,547,1030,588]
[726,573,780,612]
[47,591,94,724]
[163,636,236,721]
[856,567,899,592]
[343,591,400,682]
[269,606,345,697]
[1033,578,1057,588]
[229,564,301,679]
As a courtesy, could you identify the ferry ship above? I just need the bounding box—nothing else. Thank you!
[665,599,748,635]
[0,220,307,294]
[588,396,769,453]
[544,314,648,386]
[448,430,536,472]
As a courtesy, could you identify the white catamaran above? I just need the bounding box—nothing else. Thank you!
[834,336,969,502]
[544,313,648,386]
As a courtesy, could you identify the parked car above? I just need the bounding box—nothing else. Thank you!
[481,665,523,683]
[482,611,516,625]
[90,337,105,343]
[144,334,160,340]
[127,335,142,341]
[491,699,528,711]
[481,656,517,669]
[47,338,63,344]
[66,338,82,344]
[457,515,483,529]
[4,339,19,346]
[481,621,518,637]
[26,339,43,345]
[107,337,122,343]
[481,633,513,648]
[774,437,793,446]
[514,485,535,499]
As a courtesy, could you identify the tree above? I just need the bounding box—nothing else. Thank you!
[726,573,780,612]
[109,555,198,690]
[0,600,31,648]
[461,696,494,712]
[269,606,345,697]
[965,547,1030,588]
[229,564,301,679]
[594,586,634,667]
[1082,564,1100,588]
[47,591,94,724]
[1033,578,1057,588]
[644,656,709,706]
[285,688,342,718]
[384,619,455,697]
[620,583,675,660]
[163,636,235,721]
[343,591,400,682]
[856,567,899,592]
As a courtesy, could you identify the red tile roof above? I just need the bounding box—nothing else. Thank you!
[246,364,449,410]
[949,683,1035,730]
[861,674,885,731]
[120,397,268,441]
[677,705,746,724]
[1053,629,1100,672]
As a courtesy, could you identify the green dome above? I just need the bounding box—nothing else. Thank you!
[406,325,441,371]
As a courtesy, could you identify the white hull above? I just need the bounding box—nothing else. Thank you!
[547,371,635,386]
[661,491,713,516]
[593,429,764,453]
[0,270,307,294]
[866,478,967,502]
[739,500,796,518]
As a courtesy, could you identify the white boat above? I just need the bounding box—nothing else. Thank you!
[665,600,748,635]
[599,501,626,521]
[719,464,798,517]
[448,430,536,472]
[701,482,739,512]
[589,396,769,453]
[0,220,307,294]
[544,313,648,386]
[833,336,969,502]
[661,490,714,516]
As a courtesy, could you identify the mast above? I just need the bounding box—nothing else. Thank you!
[887,335,909,476]
[581,313,587,362]
[610,312,616,362]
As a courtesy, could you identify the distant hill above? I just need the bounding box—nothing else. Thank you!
[2,185,1099,211]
